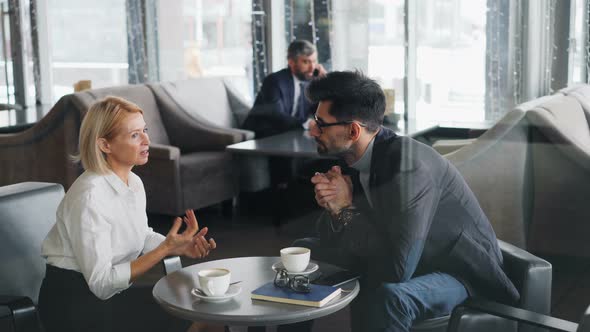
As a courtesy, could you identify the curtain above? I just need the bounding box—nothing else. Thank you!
[486,0,569,120]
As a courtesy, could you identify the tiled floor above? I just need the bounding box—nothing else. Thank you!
[147,190,590,330]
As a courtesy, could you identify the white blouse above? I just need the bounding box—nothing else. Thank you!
[41,170,165,300]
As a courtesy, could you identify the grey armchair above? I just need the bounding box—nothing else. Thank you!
[0,182,64,332]
[148,78,270,193]
[525,94,590,257]
[444,95,561,248]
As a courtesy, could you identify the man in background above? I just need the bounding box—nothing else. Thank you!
[243,39,326,138]
[242,39,329,201]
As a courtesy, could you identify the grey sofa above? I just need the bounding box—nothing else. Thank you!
[444,87,590,258]
[0,182,64,332]
[0,78,258,215]
[444,95,561,248]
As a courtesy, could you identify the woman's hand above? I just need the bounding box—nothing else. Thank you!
[131,210,216,282]
[163,209,216,258]
[184,227,217,259]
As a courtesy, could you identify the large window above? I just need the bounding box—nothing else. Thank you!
[0,0,19,127]
[0,0,42,126]
[415,0,487,122]
[47,0,128,101]
[332,0,486,122]
[571,0,587,84]
[157,0,253,101]
[367,0,405,116]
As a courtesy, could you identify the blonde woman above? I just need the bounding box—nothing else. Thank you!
[39,96,216,332]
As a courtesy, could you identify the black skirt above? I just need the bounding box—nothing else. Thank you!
[38,264,190,332]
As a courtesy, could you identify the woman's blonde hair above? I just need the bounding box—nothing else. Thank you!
[74,96,143,174]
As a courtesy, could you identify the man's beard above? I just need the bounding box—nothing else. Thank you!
[294,70,310,81]
[315,139,350,158]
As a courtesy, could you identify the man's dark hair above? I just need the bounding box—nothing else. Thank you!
[287,40,316,60]
[306,71,385,132]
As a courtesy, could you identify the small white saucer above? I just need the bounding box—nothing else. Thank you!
[272,262,319,276]
[191,284,242,303]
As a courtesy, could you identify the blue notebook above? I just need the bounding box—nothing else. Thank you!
[251,282,341,307]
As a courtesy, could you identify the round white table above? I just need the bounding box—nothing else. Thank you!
[152,256,360,326]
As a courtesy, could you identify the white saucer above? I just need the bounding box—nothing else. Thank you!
[191,284,242,303]
[272,262,319,276]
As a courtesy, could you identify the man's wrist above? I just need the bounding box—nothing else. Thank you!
[331,206,358,223]
[329,201,353,216]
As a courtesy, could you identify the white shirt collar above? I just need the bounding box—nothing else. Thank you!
[104,171,142,195]
[292,74,303,85]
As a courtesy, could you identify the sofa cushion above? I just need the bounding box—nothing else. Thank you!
[72,84,170,145]
[158,78,237,129]
[179,151,235,208]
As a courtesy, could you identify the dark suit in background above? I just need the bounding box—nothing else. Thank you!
[299,127,519,331]
[243,68,316,138]
[242,68,323,195]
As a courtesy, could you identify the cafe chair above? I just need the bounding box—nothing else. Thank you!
[447,300,590,332]
[0,182,64,332]
[410,239,552,332]
[432,94,559,157]
[444,94,561,248]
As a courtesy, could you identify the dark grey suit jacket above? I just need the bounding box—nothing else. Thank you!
[243,68,316,137]
[318,127,520,304]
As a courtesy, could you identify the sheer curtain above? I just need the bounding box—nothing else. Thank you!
[486,0,571,120]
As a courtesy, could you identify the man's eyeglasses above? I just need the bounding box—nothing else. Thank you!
[274,269,311,293]
[313,114,366,133]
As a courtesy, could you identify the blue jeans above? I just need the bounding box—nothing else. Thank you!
[368,272,468,331]
[292,238,469,332]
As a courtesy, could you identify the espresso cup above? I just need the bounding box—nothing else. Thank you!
[280,247,311,273]
[197,268,230,296]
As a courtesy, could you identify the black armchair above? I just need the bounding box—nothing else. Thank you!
[0,296,42,332]
[411,240,552,332]
[447,299,589,332]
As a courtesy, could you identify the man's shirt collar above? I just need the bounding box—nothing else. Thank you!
[351,136,376,173]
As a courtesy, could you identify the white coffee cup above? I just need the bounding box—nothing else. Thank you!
[280,247,311,273]
[197,268,231,296]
